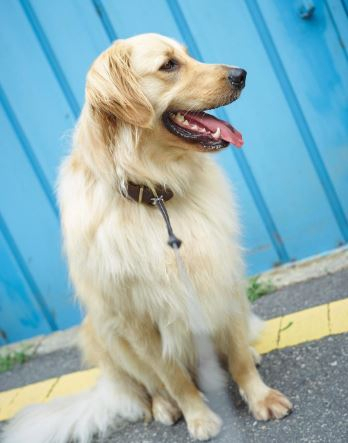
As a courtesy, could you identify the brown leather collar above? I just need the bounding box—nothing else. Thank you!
[123,181,174,206]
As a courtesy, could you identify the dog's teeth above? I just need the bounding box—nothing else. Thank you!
[176,113,184,122]
[191,124,198,130]
[212,127,221,139]
[201,128,206,133]
[183,119,189,126]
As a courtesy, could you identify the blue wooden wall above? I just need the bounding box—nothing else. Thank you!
[1,0,348,343]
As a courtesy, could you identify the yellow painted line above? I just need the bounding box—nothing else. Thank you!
[0,378,57,420]
[47,368,99,400]
[253,316,281,355]
[0,387,21,420]
[0,370,100,421]
[278,304,330,349]
[253,298,348,354]
[329,298,348,335]
[0,299,347,421]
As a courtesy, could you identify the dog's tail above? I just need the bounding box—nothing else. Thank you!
[2,375,150,443]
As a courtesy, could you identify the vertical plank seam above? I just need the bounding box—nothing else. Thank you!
[0,84,58,218]
[245,0,348,242]
[342,0,348,16]
[0,214,58,331]
[324,0,348,61]
[19,0,80,118]
[165,0,290,263]
[91,0,118,41]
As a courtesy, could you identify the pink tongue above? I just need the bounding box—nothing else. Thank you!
[188,112,243,148]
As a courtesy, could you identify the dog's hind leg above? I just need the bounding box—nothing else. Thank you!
[107,335,182,426]
[82,316,182,426]
[82,315,221,439]
[80,317,153,422]
[120,322,222,441]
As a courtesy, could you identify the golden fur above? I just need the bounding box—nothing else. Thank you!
[3,34,291,443]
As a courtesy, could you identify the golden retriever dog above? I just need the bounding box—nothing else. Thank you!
[3,33,292,442]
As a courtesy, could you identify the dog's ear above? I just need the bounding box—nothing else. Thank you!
[86,42,154,128]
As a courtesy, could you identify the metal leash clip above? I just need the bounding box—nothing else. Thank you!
[151,196,182,249]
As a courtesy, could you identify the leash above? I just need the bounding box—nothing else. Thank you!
[151,196,182,249]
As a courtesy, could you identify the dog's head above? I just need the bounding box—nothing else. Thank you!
[86,33,245,152]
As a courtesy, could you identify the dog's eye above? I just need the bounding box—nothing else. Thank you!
[159,59,179,72]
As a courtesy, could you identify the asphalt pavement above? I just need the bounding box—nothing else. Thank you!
[99,334,348,443]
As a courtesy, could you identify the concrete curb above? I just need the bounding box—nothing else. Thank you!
[257,246,348,288]
[0,327,79,359]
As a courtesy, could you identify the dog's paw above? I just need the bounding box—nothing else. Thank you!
[249,388,292,421]
[119,395,152,423]
[187,409,222,441]
[152,395,182,426]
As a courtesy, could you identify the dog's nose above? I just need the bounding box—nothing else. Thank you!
[228,68,247,87]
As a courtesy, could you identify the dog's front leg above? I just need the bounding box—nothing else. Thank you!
[218,318,293,420]
[126,325,222,441]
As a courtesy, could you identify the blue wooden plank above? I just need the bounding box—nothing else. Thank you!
[0,212,57,333]
[92,0,118,41]
[101,0,182,39]
[214,149,280,274]
[0,85,57,217]
[0,1,76,188]
[0,104,81,331]
[100,0,281,273]
[0,229,51,344]
[31,0,110,107]
[248,0,348,242]
[20,0,80,118]
[256,0,348,231]
[178,0,343,262]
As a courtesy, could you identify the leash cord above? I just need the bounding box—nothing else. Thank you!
[152,196,182,249]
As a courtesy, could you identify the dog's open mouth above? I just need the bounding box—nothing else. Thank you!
[162,110,243,151]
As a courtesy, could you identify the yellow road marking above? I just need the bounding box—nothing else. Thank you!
[0,388,21,420]
[46,368,99,400]
[278,304,330,349]
[0,378,57,421]
[253,298,348,353]
[253,316,281,355]
[329,298,348,335]
[0,298,347,422]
